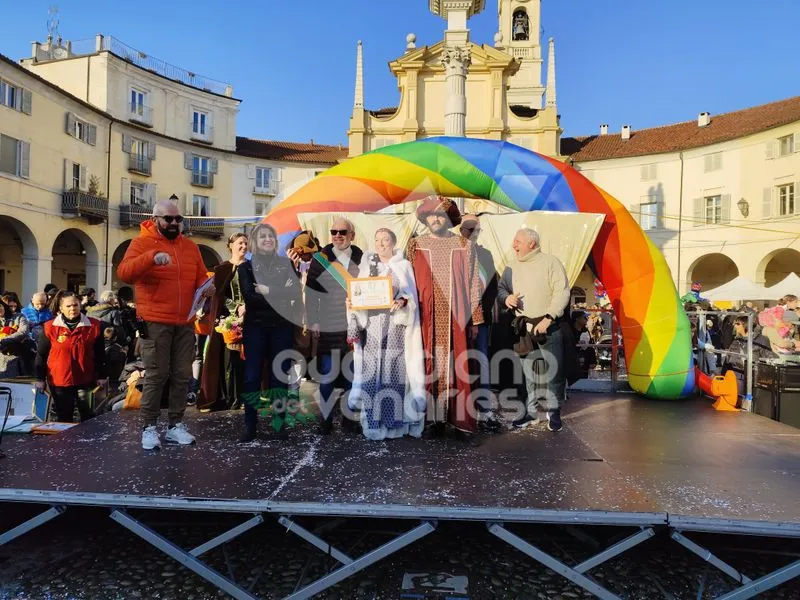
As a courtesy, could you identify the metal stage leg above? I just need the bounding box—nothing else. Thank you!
[488,522,628,600]
[110,509,258,600]
[0,505,66,546]
[278,515,353,565]
[190,514,264,557]
[670,531,752,584]
[283,520,436,600]
[574,527,656,574]
[715,559,800,600]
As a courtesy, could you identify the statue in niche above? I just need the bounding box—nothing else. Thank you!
[513,10,529,41]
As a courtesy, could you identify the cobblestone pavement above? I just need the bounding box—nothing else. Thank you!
[1,504,798,599]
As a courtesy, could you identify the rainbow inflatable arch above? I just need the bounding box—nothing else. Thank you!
[265,137,694,399]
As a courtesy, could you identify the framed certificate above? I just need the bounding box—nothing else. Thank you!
[348,276,394,310]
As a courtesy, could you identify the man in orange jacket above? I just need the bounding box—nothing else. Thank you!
[118,199,214,450]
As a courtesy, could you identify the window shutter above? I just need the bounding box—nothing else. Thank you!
[147,183,158,206]
[180,192,190,215]
[762,187,773,219]
[640,165,648,181]
[87,124,97,146]
[122,134,132,153]
[148,141,156,160]
[766,141,777,160]
[275,168,283,182]
[79,165,87,190]
[121,177,131,204]
[210,158,219,174]
[21,89,32,115]
[246,164,255,179]
[18,141,30,179]
[208,197,216,217]
[703,155,712,173]
[184,152,194,170]
[794,133,800,153]
[65,112,76,137]
[692,197,703,226]
[715,153,722,170]
[720,194,731,224]
[64,159,71,190]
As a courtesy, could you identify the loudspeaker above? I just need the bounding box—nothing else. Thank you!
[753,386,776,420]
[777,391,800,429]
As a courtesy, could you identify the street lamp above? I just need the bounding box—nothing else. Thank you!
[737,197,749,217]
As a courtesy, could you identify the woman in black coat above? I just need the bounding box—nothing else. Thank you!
[237,224,301,442]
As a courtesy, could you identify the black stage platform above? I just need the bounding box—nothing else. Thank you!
[1,394,798,599]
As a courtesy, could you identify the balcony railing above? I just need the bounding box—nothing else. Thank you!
[191,171,214,187]
[62,191,109,224]
[190,124,214,144]
[128,154,151,175]
[185,216,224,239]
[129,103,153,127]
[253,179,281,196]
[119,203,152,228]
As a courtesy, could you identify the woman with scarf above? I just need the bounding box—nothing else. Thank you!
[347,228,426,440]
[0,297,30,378]
[35,291,107,422]
[236,224,301,442]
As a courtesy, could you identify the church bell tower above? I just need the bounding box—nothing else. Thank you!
[497,0,545,109]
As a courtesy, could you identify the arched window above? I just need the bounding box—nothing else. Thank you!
[571,286,586,306]
[512,9,529,41]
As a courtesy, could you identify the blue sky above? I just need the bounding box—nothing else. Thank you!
[2,0,798,146]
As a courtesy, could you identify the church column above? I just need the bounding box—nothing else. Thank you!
[442,47,471,137]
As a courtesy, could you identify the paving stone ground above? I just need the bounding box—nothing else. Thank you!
[1,504,798,599]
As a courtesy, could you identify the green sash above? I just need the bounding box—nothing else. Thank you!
[312,251,353,291]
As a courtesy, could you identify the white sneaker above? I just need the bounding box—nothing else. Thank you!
[165,422,196,445]
[142,425,161,450]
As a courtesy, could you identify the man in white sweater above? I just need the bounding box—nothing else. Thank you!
[497,228,570,431]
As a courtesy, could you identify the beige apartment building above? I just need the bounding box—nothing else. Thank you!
[0,35,344,300]
[564,98,800,298]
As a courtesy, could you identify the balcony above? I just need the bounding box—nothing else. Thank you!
[253,179,281,196]
[119,203,151,228]
[190,125,214,144]
[129,103,153,127]
[191,171,214,187]
[62,191,109,224]
[185,216,224,239]
[128,154,151,175]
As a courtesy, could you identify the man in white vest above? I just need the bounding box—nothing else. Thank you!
[497,228,570,431]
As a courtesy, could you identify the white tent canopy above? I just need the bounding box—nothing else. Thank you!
[766,272,800,298]
[703,276,772,301]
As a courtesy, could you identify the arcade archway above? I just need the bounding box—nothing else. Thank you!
[51,229,99,293]
[0,215,41,300]
[687,253,738,292]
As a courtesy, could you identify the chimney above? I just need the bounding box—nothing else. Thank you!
[621,125,632,140]
[698,112,711,127]
[600,124,609,136]
[310,139,314,146]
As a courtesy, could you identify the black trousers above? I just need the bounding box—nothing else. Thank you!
[50,385,95,423]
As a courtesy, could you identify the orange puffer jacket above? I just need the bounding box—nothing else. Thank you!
[117,221,209,325]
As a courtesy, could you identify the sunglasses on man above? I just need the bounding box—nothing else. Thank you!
[157,215,184,224]
[330,229,349,236]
